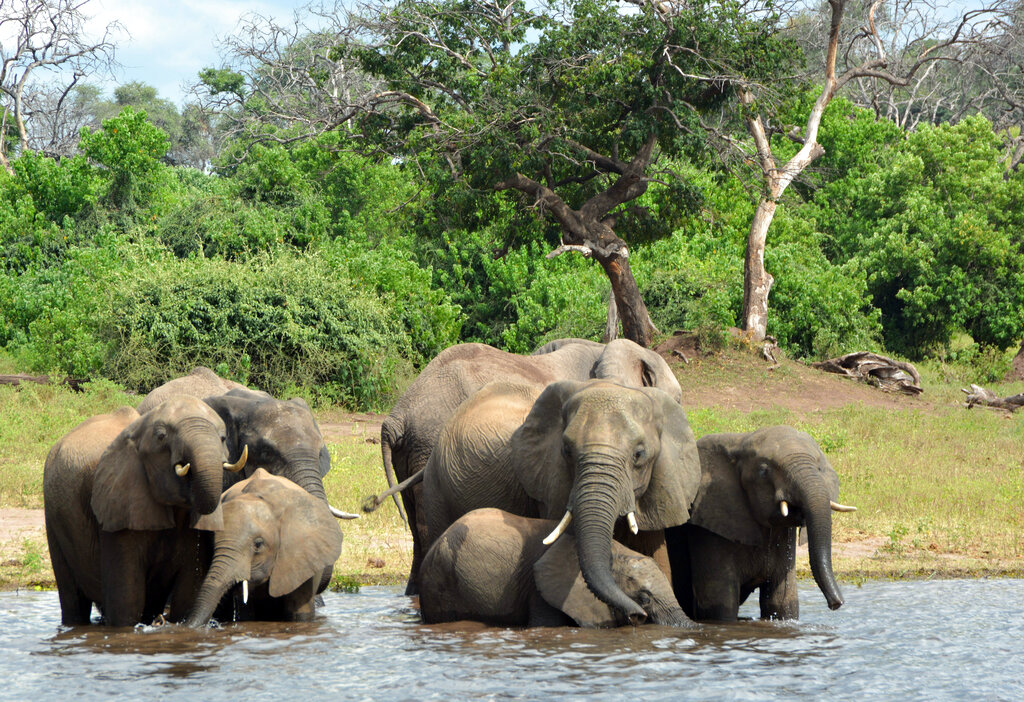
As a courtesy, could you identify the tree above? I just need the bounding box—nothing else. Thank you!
[0,0,122,172]
[737,0,1009,342]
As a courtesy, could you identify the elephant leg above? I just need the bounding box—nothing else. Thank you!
[49,539,93,626]
[404,483,424,596]
[99,532,146,627]
[282,580,318,622]
[687,531,742,621]
[758,568,799,620]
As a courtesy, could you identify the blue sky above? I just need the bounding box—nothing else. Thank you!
[86,0,305,106]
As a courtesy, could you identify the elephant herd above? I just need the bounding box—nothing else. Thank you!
[42,340,856,631]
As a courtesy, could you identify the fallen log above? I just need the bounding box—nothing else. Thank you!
[961,384,1024,412]
[0,374,89,392]
[811,352,923,395]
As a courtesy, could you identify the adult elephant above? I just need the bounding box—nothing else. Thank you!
[186,469,344,626]
[665,426,856,621]
[43,396,247,626]
[378,338,681,593]
[420,508,690,627]
[136,366,250,414]
[421,379,700,623]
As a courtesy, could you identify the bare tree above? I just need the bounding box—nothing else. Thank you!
[739,0,1009,342]
[0,0,121,171]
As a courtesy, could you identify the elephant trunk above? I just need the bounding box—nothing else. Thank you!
[794,468,844,610]
[649,601,691,627]
[185,543,249,627]
[283,452,328,502]
[180,420,230,516]
[573,461,648,624]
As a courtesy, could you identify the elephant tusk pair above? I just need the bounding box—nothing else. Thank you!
[830,500,857,512]
[175,462,191,477]
[223,444,248,473]
[329,505,361,520]
[543,510,573,545]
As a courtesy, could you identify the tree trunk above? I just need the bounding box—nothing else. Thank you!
[741,199,777,341]
[595,251,656,348]
[603,290,620,343]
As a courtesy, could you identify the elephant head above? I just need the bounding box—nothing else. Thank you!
[534,532,689,627]
[90,395,244,532]
[592,339,682,404]
[186,469,344,626]
[511,379,700,623]
[691,426,847,610]
[203,389,330,501]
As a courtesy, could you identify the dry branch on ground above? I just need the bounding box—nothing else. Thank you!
[811,352,923,395]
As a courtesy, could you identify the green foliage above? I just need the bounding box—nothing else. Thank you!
[7,151,99,224]
[80,106,169,215]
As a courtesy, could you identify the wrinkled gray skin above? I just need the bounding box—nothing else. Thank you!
[421,379,700,624]
[665,426,845,621]
[186,469,343,626]
[420,508,691,627]
[381,339,681,595]
[136,366,250,414]
[43,397,234,626]
[201,388,335,593]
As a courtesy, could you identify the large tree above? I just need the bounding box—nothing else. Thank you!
[196,0,795,346]
[0,0,121,171]
[736,0,1010,342]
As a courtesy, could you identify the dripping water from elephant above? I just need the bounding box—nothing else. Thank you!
[0,579,1021,700]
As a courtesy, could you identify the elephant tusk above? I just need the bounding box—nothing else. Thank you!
[330,505,361,520]
[542,511,573,546]
[830,500,857,512]
[223,444,248,473]
[175,462,191,477]
[627,511,639,535]
[242,579,248,605]
[780,500,789,517]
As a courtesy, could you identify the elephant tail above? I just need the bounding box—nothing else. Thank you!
[380,415,408,526]
[363,469,423,514]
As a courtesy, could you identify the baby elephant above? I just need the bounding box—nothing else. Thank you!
[186,469,343,626]
[419,508,691,628]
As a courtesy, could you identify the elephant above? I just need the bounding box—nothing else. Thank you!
[419,508,691,628]
[377,338,682,593]
[43,396,247,626]
[420,378,700,623]
[136,366,250,414]
[664,425,856,621]
[185,469,344,626]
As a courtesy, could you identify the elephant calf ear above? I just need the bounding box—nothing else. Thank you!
[91,430,175,532]
[268,496,344,598]
[533,535,618,628]
[635,389,701,532]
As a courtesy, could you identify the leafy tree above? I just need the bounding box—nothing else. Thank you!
[79,106,169,214]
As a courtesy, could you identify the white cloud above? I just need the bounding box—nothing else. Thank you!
[83,0,300,105]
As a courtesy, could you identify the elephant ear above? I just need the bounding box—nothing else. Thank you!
[534,533,618,628]
[287,397,332,479]
[634,388,701,531]
[268,490,344,597]
[593,340,682,403]
[90,424,175,532]
[689,435,763,546]
[510,380,589,518]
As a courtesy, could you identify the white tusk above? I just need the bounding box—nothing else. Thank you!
[223,444,248,473]
[330,505,360,520]
[830,500,857,512]
[627,511,639,535]
[542,511,573,545]
[174,462,190,477]
[780,500,789,517]
[242,579,248,605]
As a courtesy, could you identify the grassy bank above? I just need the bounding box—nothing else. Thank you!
[1,348,1022,591]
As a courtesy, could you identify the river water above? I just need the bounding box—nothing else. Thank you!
[1,579,1021,701]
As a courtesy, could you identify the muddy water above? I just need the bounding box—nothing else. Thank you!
[1,579,1021,701]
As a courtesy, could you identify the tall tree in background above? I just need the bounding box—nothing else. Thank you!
[738,0,1009,342]
[0,0,121,172]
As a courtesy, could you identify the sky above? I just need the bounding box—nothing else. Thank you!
[85,0,306,106]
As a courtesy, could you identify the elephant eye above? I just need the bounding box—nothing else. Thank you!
[633,446,646,463]
[253,537,265,553]
[759,464,771,478]
[154,427,168,442]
